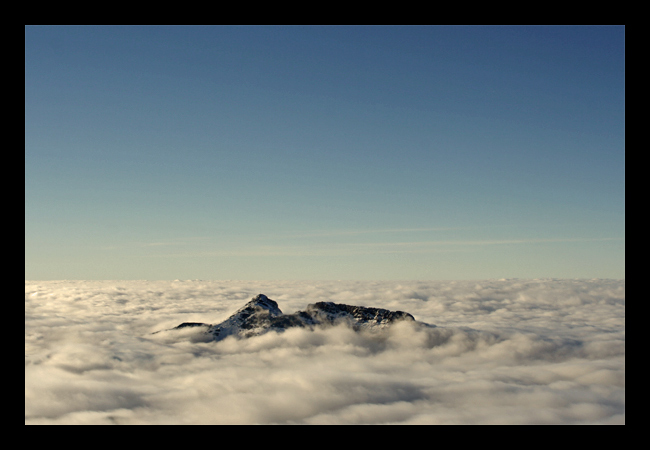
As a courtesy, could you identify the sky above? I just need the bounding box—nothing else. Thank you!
[25,279,625,424]
[25,26,625,280]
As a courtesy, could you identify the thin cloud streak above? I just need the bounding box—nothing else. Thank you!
[274,227,476,239]
[347,237,624,248]
[136,237,623,258]
[99,229,467,251]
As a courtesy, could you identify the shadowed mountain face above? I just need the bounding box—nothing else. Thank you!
[170,294,419,342]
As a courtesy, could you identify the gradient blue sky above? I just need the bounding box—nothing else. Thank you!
[25,26,625,280]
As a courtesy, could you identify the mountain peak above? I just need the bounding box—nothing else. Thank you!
[247,294,281,313]
[165,294,424,342]
[306,302,415,327]
[232,293,283,320]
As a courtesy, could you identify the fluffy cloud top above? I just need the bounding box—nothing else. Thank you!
[25,279,625,424]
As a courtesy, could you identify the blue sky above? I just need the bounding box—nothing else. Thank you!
[25,26,625,280]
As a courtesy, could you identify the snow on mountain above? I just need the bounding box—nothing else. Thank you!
[169,294,420,342]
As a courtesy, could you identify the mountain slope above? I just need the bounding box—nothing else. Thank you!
[169,294,420,342]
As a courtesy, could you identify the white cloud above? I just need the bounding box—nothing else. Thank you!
[25,279,625,424]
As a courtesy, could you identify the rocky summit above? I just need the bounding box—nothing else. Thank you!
[169,294,419,342]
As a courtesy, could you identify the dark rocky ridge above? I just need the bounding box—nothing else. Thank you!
[168,294,420,342]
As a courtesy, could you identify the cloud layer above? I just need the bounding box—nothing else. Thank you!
[25,279,625,424]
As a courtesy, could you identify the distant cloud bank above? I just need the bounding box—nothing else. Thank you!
[25,279,625,424]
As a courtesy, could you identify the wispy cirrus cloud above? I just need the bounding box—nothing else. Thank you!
[345,236,624,248]
[273,227,474,239]
[135,236,623,258]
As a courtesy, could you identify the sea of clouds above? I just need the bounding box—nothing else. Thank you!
[25,279,625,424]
